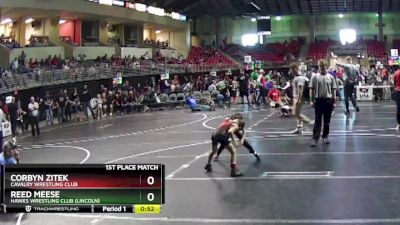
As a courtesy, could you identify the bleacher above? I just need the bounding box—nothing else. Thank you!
[27,35,54,47]
[186,46,235,65]
[266,40,301,58]
[221,40,302,64]
[307,40,338,60]
[307,39,387,60]
[365,40,386,59]
[0,37,21,49]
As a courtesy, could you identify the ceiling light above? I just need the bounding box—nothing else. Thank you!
[155,30,161,34]
[1,18,12,25]
[276,16,282,21]
[251,18,256,22]
[375,13,379,17]
[25,18,34,24]
[59,19,66,24]
[338,13,344,18]
[339,28,356,45]
[250,2,261,11]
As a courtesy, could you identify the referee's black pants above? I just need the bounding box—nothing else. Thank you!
[394,91,400,124]
[344,84,357,112]
[313,98,334,140]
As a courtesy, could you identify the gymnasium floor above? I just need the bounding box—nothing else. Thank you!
[2,102,400,225]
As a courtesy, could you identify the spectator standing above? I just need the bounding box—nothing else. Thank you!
[238,71,250,105]
[309,60,337,147]
[393,69,400,130]
[95,94,103,119]
[65,97,73,121]
[28,96,40,137]
[7,97,19,142]
[105,91,113,116]
[44,92,54,125]
[11,58,18,74]
[0,106,6,152]
[57,89,66,122]
[256,70,267,105]
[229,79,238,105]
[127,91,135,113]
[81,85,96,119]
[71,88,79,119]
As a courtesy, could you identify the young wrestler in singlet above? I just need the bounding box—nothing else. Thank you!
[214,113,260,161]
[205,118,243,177]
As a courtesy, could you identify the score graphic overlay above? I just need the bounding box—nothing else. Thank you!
[1,164,165,213]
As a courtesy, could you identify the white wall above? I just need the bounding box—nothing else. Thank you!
[10,47,64,61]
[9,46,64,62]
[0,24,13,37]
[143,29,151,40]
[121,47,152,58]
[25,19,44,45]
[72,46,115,59]
[159,49,180,58]
[156,32,169,42]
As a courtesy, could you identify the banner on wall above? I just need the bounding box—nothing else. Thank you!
[356,86,373,101]
[161,70,170,80]
[244,55,252,63]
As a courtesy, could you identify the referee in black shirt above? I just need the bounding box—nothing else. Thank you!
[81,85,96,119]
[238,70,250,106]
[309,60,337,147]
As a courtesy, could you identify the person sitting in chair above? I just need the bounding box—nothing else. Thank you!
[268,85,282,108]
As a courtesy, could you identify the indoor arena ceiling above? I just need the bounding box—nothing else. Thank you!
[137,0,400,17]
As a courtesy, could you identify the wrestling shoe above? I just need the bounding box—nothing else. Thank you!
[322,138,330,145]
[231,169,243,177]
[213,156,220,162]
[356,107,360,112]
[204,164,212,172]
[310,139,318,147]
[292,128,303,134]
[345,110,350,116]
[254,153,261,161]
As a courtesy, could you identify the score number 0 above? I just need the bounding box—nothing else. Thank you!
[147,176,155,202]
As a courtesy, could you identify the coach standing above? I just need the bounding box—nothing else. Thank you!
[335,56,360,115]
[309,60,337,147]
[81,85,96,119]
[393,69,400,130]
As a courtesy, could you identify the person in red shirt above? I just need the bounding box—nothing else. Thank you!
[382,67,389,82]
[393,69,400,129]
[268,85,282,108]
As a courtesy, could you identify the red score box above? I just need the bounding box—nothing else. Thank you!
[140,173,162,188]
